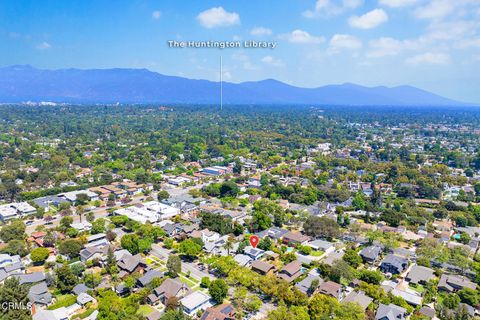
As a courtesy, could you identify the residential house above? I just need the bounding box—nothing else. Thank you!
[117,253,147,275]
[29,282,52,307]
[405,265,434,285]
[307,240,335,255]
[342,291,372,311]
[201,303,235,320]
[277,260,302,283]
[251,260,275,275]
[282,232,311,246]
[255,227,289,240]
[379,255,408,275]
[360,245,382,264]
[243,246,265,260]
[77,292,95,306]
[137,270,164,288]
[318,281,342,299]
[375,303,407,320]
[295,275,323,296]
[233,254,252,267]
[33,307,69,320]
[438,274,477,293]
[180,291,213,316]
[148,278,191,305]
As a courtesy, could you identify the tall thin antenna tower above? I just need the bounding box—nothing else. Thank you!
[220,56,223,111]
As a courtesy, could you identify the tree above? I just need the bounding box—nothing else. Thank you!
[0,221,26,242]
[167,254,182,277]
[458,288,478,307]
[30,247,50,265]
[223,236,235,255]
[352,192,366,210]
[303,216,340,240]
[209,279,228,303]
[179,239,202,259]
[358,269,383,284]
[160,309,191,320]
[0,277,31,320]
[219,181,239,197]
[250,211,272,232]
[121,234,140,255]
[308,294,339,319]
[343,249,362,268]
[2,240,28,257]
[459,232,471,245]
[157,190,170,201]
[330,260,354,283]
[55,265,78,292]
[43,231,56,247]
[76,193,89,205]
[91,218,106,234]
[201,277,210,288]
[58,239,83,258]
[60,216,73,230]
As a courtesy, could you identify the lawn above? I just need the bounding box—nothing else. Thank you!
[137,304,154,316]
[48,294,77,310]
[409,284,425,294]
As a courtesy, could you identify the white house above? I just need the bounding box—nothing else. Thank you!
[180,291,213,316]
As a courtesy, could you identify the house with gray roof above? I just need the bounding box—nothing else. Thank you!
[438,274,477,293]
[77,292,95,306]
[148,278,191,305]
[379,255,408,275]
[15,272,45,285]
[343,291,372,311]
[255,227,289,240]
[405,265,434,285]
[233,254,252,267]
[243,246,265,260]
[359,245,382,263]
[137,269,163,287]
[72,283,90,295]
[295,274,323,296]
[117,253,147,274]
[375,303,407,320]
[29,282,52,306]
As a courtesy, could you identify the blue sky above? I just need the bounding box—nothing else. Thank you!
[1,0,480,102]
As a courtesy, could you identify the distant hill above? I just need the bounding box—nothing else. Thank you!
[0,65,468,106]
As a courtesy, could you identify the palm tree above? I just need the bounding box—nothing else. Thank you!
[223,236,235,255]
[76,205,85,223]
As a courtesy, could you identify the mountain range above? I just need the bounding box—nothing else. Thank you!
[0,65,468,106]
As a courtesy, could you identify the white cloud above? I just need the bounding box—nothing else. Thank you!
[303,0,363,18]
[349,9,388,29]
[261,56,284,67]
[367,37,403,57]
[406,52,450,65]
[36,41,51,50]
[280,29,325,44]
[197,7,240,29]
[152,10,161,20]
[414,0,455,20]
[250,27,272,36]
[379,0,418,8]
[328,34,362,53]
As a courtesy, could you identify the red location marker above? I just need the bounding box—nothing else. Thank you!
[249,235,260,248]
